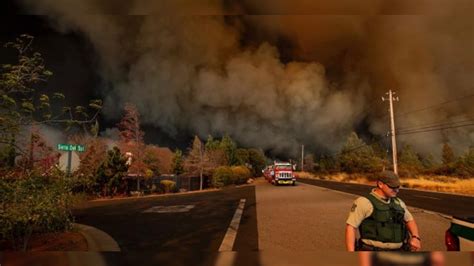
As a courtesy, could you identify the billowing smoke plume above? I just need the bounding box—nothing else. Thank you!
[20,0,474,157]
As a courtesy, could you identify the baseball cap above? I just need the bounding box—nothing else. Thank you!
[378,171,400,188]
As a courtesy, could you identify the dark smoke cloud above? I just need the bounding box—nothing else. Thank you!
[19,0,474,157]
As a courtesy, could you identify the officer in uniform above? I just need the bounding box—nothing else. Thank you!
[345,171,422,251]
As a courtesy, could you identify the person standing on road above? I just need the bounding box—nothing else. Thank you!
[345,171,422,251]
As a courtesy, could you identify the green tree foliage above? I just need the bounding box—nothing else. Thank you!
[220,134,237,165]
[171,149,184,175]
[211,165,251,188]
[205,135,220,150]
[439,142,456,175]
[0,173,73,250]
[454,147,474,178]
[231,166,252,184]
[338,132,382,173]
[72,137,107,193]
[247,148,266,176]
[398,144,423,176]
[420,153,436,170]
[96,147,129,197]
[317,155,338,173]
[211,166,233,188]
[370,141,390,169]
[0,35,102,170]
[442,143,455,166]
[234,148,250,166]
[205,135,228,166]
[143,146,161,177]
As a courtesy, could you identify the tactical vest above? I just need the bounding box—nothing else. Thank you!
[359,193,407,243]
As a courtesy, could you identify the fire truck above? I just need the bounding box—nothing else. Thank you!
[264,161,296,186]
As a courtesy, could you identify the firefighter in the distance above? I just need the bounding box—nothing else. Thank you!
[345,171,422,251]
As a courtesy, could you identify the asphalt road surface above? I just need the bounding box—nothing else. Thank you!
[256,179,449,252]
[72,186,258,265]
[11,179,472,266]
[297,178,474,217]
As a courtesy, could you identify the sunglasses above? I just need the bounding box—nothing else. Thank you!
[386,184,400,190]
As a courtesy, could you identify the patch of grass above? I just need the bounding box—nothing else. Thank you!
[298,172,474,196]
[401,177,474,196]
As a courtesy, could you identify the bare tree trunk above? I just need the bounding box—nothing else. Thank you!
[199,168,203,190]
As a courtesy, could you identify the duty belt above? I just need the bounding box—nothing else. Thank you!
[356,239,405,251]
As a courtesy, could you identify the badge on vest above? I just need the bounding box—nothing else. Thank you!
[351,203,357,212]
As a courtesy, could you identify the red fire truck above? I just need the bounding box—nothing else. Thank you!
[264,161,296,186]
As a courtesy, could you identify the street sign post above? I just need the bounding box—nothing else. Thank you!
[57,144,85,175]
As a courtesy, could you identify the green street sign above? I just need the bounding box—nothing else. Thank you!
[57,144,85,152]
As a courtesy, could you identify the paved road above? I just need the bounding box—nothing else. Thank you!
[73,186,258,265]
[256,179,449,252]
[297,178,474,217]
[6,179,474,266]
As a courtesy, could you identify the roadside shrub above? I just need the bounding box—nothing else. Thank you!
[159,180,178,193]
[0,173,73,251]
[212,166,233,188]
[231,166,251,184]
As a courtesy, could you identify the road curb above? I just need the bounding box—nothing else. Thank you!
[74,223,121,252]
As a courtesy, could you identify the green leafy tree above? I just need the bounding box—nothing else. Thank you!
[0,34,101,171]
[205,135,228,166]
[219,134,237,165]
[398,144,423,176]
[338,132,382,173]
[0,173,73,251]
[234,148,250,166]
[318,155,338,173]
[71,136,107,193]
[442,143,455,166]
[440,142,456,175]
[143,146,161,177]
[247,148,266,177]
[171,149,184,175]
[96,147,129,197]
[211,166,233,188]
[231,166,252,184]
[419,153,436,173]
[205,135,220,150]
[455,147,474,178]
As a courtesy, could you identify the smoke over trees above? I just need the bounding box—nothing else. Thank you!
[17,0,474,158]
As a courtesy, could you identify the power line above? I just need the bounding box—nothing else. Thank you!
[397,113,474,131]
[330,137,388,157]
[397,122,474,136]
[395,93,474,118]
[374,92,474,121]
[397,117,474,132]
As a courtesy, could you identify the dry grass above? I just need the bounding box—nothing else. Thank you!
[296,172,474,196]
[401,176,474,196]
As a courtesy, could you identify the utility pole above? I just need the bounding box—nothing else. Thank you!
[382,90,399,175]
[199,140,203,191]
[301,145,304,171]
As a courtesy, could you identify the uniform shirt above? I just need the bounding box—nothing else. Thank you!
[346,188,414,249]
